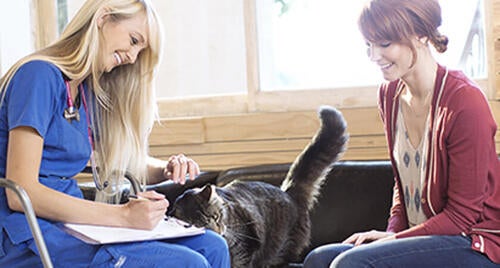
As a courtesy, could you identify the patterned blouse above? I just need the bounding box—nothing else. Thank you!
[393,103,429,227]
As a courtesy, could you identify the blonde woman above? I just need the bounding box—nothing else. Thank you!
[0,0,229,267]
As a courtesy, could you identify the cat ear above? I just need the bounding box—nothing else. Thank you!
[198,184,213,201]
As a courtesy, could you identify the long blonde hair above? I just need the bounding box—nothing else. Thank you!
[0,0,163,202]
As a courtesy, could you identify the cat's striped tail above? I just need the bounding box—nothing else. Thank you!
[280,105,348,210]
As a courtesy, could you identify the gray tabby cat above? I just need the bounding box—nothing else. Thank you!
[170,106,348,268]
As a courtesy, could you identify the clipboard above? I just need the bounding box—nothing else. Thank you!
[62,217,205,244]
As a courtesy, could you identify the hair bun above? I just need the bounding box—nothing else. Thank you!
[432,34,449,53]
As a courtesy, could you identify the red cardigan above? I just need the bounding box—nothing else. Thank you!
[378,64,500,263]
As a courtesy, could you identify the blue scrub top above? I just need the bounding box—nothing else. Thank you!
[0,60,92,258]
[0,60,91,179]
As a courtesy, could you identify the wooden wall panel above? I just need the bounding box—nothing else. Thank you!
[150,138,311,157]
[203,111,319,142]
[148,103,499,171]
[149,118,205,145]
[148,107,389,170]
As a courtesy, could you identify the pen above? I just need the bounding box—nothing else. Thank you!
[164,216,193,228]
[127,195,193,228]
[128,194,170,203]
[128,194,158,201]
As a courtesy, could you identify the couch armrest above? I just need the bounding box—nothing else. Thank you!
[146,170,220,208]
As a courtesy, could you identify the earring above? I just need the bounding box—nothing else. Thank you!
[417,36,428,44]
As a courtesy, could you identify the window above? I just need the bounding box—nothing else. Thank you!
[257,0,486,91]
[0,0,33,75]
[56,0,248,100]
[152,1,248,99]
[46,0,493,117]
[57,0,69,35]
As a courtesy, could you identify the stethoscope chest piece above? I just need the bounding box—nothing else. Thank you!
[64,107,80,122]
[64,80,81,123]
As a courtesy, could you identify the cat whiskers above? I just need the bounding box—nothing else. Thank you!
[224,228,260,242]
[223,220,261,241]
[224,220,258,228]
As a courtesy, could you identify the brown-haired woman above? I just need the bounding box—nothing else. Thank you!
[303,0,500,267]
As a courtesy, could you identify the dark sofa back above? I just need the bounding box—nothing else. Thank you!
[310,161,393,248]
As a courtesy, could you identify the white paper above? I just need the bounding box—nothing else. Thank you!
[62,217,205,244]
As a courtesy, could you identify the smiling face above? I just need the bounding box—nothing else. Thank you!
[366,40,415,82]
[97,11,149,73]
[358,0,445,82]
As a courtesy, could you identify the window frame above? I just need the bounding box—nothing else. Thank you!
[32,0,58,50]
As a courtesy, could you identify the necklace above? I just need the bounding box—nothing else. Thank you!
[401,86,433,118]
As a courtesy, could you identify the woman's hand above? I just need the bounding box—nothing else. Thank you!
[123,191,169,230]
[163,154,200,184]
[342,230,395,246]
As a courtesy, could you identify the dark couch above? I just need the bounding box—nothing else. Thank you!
[79,160,395,264]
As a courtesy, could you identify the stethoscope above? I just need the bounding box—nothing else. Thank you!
[64,81,109,191]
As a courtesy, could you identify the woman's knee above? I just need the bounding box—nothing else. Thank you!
[201,230,230,262]
[303,244,352,268]
[330,248,370,268]
[303,247,332,268]
[198,230,230,267]
[205,230,229,249]
[179,253,211,268]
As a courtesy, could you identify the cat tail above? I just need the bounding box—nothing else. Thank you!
[281,105,348,211]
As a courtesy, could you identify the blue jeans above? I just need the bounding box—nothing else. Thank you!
[303,235,498,268]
